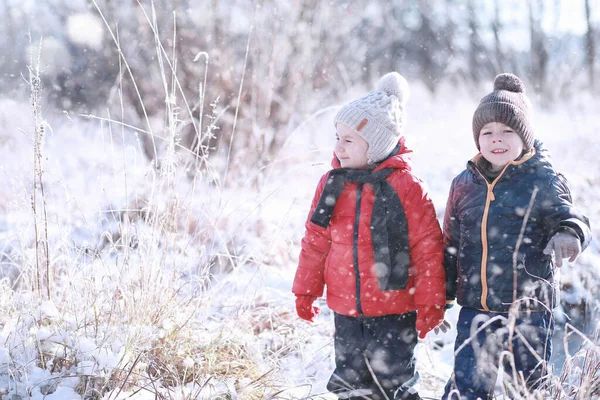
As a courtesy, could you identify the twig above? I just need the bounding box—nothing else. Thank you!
[512,186,539,303]
[223,25,253,186]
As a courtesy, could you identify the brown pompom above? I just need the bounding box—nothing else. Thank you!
[493,73,525,93]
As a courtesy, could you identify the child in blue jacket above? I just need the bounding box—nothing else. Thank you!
[442,73,591,400]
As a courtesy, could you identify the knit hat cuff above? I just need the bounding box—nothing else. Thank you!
[472,102,534,151]
[334,103,371,133]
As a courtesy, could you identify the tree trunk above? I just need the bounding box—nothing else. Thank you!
[585,0,595,90]
[492,0,504,73]
[528,0,548,94]
[467,0,485,84]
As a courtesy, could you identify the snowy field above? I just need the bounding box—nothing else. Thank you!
[0,78,598,400]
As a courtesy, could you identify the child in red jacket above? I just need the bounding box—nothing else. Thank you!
[292,72,447,400]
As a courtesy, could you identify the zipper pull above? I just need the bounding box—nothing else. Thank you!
[488,186,495,201]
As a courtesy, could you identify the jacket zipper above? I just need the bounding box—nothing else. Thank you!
[474,166,506,312]
[472,151,536,311]
[354,184,364,316]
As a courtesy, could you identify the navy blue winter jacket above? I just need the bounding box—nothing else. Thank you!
[444,140,591,312]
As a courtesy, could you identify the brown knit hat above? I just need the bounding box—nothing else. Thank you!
[472,73,534,151]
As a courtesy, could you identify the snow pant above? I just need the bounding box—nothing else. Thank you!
[442,307,554,400]
[327,311,421,400]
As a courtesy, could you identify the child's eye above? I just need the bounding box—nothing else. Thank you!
[345,140,353,143]
[481,131,491,135]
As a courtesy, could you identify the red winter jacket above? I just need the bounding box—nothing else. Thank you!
[292,140,445,317]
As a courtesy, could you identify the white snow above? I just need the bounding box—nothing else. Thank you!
[0,75,597,399]
[66,13,104,50]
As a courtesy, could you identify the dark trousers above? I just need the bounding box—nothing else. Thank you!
[327,312,420,400]
[442,307,553,400]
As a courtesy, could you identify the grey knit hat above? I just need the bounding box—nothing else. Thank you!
[473,73,535,151]
[334,72,409,164]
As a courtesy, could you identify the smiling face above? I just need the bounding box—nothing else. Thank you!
[334,123,370,169]
[478,122,525,172]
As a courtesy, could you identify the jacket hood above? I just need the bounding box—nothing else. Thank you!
[331,136,413,172]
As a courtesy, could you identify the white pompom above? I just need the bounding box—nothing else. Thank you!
[376,72,409,105]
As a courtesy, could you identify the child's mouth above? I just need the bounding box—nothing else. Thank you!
[491,149,507,154]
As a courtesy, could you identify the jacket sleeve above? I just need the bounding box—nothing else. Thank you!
[292,173,332,297]
[443,178,460,304]
[402,176,445,309]
[541,174,591,250]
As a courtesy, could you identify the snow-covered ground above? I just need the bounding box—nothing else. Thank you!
[0,78,598,399]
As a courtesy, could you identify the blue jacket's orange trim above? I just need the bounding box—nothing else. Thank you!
[470,150,535,311]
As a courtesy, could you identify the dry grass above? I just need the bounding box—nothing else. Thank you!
[0,4,303,399]
[1,2,598,400]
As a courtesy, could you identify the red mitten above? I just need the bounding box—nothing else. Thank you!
[416,306,444,339]
[295,295,320,322]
